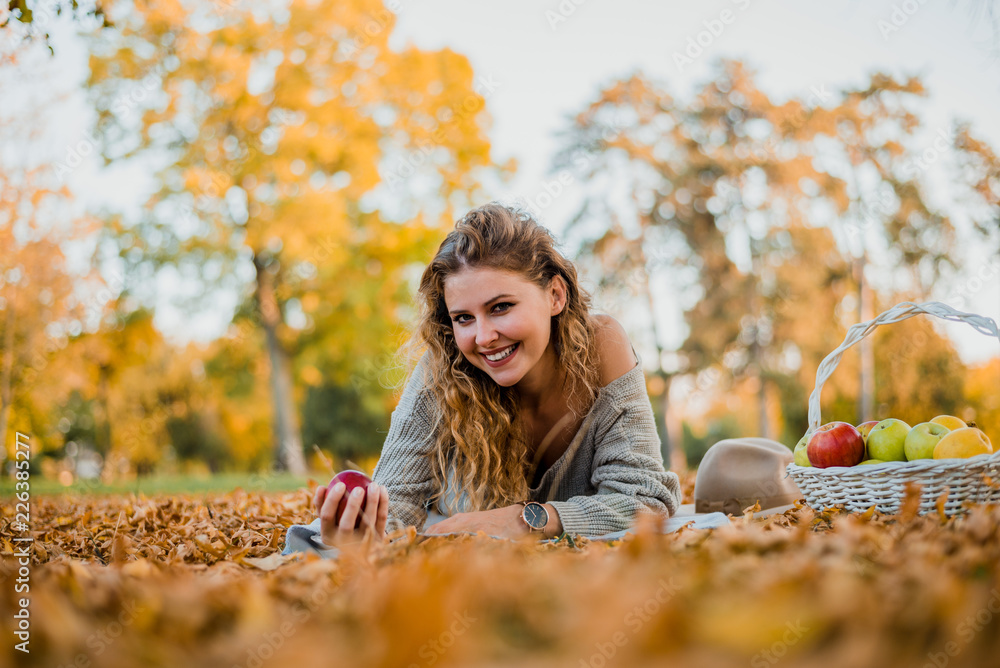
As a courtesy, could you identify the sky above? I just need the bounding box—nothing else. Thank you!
[388,0,1000,365]
[22,0,1000,365]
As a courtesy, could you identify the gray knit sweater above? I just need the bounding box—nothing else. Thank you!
[371,350,683,538]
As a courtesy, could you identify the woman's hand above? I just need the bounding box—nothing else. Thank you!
[422,504,531,540]
[314,482,389,548]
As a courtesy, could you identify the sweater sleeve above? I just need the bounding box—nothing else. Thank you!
[547,368,683,537]
[371,352,439,535]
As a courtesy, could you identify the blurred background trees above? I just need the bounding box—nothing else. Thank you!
[1,1,997,482]
[553,61,997,468]
[81,0,502,474]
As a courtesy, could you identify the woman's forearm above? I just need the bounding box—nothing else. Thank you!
[542,503,563,539]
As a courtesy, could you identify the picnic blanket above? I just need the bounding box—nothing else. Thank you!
[281,507,733,560]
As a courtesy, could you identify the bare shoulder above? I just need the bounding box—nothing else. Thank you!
[592,314,638,388]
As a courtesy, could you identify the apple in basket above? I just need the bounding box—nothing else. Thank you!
[904,422,950,460]
[856,421,879,443]
[793,433,812,467]
[807,421,866,468]
[328,470,372,529]
[866,418,911,462]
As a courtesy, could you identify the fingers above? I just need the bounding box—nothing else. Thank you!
[360,484,379,534]
[375,485,389,535]
[339,485,366,531]
[318,482,389,546]
[320,482,345,528]
[313,485,326,515]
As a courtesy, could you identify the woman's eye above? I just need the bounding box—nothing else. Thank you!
[452,303,513,325]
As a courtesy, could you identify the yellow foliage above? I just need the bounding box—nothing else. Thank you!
[9,491,1000,667]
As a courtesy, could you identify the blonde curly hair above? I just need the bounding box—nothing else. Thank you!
[395,202,603,515]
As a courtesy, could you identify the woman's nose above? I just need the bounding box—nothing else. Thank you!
[475,322,498,348]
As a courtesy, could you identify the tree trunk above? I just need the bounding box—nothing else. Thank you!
[659,372,687,474]
[856,256,875,422]
[97,367,112,455]
[254,254,307,475]
[757,368,769,440]
[638,268,686,473]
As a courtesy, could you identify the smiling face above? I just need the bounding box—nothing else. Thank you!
[444,266,566,387]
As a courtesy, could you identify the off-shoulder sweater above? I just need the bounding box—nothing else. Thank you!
[371,349,683,538]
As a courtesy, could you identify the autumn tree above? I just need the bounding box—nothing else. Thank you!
[553,63,848,463]
[86,0,500,473]
[554,59,997,456]
[0,34,99,463]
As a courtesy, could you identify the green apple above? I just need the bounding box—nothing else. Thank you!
[904,422,950,460]
[858,459,886,465]
[866,418,911,462]
[793,433,812,467]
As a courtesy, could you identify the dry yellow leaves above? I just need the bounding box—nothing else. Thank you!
[2,477,1000,668]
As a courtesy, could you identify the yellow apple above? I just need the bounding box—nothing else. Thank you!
[933,427,993,459]
[930,415,966,431]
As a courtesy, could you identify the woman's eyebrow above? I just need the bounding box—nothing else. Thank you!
[448,293,516,315]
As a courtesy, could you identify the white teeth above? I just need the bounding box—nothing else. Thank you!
[485,344,516,361]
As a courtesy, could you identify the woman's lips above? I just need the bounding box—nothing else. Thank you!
[481,342,519,368]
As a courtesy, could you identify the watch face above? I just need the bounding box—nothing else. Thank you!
[523,503,547,529]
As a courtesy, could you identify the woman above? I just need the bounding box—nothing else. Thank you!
[314,202,682,548]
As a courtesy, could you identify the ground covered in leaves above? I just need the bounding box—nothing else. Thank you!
[3,474,1000,668]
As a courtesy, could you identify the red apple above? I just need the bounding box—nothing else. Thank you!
[327,470,373,529]
[807,421,866,468]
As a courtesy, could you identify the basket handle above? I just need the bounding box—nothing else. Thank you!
[807,301,1000,432]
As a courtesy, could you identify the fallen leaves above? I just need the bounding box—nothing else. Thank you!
[1,482,999,668]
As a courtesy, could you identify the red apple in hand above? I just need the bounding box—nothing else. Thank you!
[328,470,373,529]
[807,421,866,468]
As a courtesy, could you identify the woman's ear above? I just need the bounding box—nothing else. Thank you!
[549,275,567,316]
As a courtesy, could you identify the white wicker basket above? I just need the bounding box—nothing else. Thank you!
[786,301,1000,516]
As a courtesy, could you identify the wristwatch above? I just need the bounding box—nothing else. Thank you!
[519,501,549,533]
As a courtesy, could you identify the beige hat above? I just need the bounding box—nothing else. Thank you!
[694,437,803,514]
